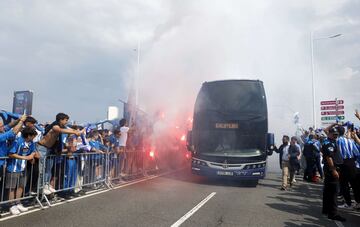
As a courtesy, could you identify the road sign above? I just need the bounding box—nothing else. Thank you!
[321,100,344,105]
[320,105,344,111]
[321,111,345,116]
[320,99,345,124]
[321,116,345,121]
[322,121,344,125]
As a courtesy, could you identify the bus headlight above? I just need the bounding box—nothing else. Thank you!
[200,160,208,166]
[192,159,208,166]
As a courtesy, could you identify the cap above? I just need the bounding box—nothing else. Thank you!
[342,121,353,127]
[329,127,339,134]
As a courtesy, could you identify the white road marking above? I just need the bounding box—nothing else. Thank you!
[0,169,180,222]
[171,192,217,227]
[334,221,345,227]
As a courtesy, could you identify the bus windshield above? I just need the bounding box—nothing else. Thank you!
[195,130,265,156]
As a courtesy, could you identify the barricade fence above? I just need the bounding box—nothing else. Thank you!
[0,157,38,207]
[0,149,163,213]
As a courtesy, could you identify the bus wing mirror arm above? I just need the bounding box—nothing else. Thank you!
[267,133,275,156]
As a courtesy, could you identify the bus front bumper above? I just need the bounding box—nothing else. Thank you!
[191,164,266,179]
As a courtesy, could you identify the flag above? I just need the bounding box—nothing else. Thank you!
[0,110,20,125]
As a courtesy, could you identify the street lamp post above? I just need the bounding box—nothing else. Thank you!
[127,41,140,126]
[310,32,342,128]
[311,32,315,129]
[135,41,140,106]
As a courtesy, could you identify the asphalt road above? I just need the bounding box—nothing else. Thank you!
[1,169,359,227]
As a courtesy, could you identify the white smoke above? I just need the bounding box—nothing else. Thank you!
[1,1,360,171]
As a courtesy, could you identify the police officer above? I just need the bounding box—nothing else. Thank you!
[321,126,346,222]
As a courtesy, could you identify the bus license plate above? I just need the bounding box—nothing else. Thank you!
[217,171,233,176]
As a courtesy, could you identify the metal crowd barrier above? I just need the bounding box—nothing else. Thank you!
[0,157,43,210]
[107,150,159,184]
[40,152,108,205]
[0,148,165,215]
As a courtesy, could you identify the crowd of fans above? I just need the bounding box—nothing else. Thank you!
[275,110,360,222]
[0,112,152,216]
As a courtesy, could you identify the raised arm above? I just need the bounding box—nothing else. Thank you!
[11,114,27,135]
[6,119,20,129]
[324,123,338,135]
[53,125,85,136]
[274,144,281,154]
[355,109,360,121]
[351,131,360,145]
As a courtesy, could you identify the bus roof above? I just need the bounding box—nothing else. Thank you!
[202,79,263,86]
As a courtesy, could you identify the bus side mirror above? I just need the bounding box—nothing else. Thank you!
[267,133,275,156]
[186,130,194,152]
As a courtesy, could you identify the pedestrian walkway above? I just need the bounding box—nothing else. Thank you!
[264,173,359,227]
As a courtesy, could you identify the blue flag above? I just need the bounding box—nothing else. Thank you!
[0,110,20,125]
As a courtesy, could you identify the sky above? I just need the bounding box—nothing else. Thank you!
[1,0,360,142]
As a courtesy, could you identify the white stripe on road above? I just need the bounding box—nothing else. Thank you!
[334,221,345,227]
[171,192,216,227]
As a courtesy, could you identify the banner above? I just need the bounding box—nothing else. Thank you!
[13,90,33,115]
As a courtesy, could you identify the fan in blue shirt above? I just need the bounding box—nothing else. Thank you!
[337,133,359,160]
[7,134,38,173]
[0,130,16,167]
[0,115,27,167]
[5,126,40,215]
[89,131,106,183]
